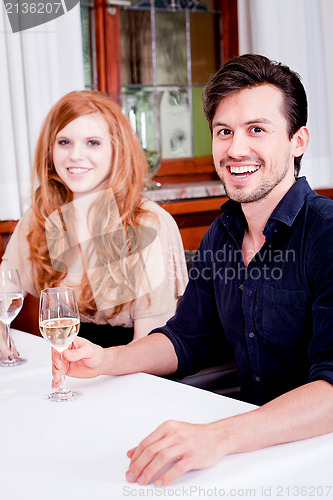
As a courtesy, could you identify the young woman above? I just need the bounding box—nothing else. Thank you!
[0,91,187,356]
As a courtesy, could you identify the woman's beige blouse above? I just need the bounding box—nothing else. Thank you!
[2,199,188,328]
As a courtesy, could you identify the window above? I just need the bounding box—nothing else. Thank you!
[80,0,238,182]
[81,2,97,90]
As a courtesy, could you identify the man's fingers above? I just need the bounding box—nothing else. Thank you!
[127,422,182,485]
[129,421,171,464]
[51,349,62,370]
[127,447,136,458]
[51,337,104,383]
[63,343,92,362]
[52,373,61,388]
[126,420,223,486]
[154,456,191,487]
[128,445,187,486]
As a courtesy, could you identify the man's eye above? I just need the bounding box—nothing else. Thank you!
[251,126,264,133]
[218,129,233,136]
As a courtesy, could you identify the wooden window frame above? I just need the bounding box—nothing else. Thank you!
[93,0,239,183]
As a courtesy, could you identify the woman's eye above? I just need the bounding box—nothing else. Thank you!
[88,140,100,146]
[57,139,70,146]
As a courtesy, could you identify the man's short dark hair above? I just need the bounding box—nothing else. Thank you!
[202,54,308,176]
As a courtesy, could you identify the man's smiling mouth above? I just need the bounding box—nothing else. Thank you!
[228,165,260,178]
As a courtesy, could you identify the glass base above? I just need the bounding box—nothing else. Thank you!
[0,356,27,367]
[46,390,81,402]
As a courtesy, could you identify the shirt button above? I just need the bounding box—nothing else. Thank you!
[255,376,261,382]
[249,332,255,338]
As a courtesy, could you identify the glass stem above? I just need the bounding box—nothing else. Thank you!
[58,351,67,393]
[5,323,13,357]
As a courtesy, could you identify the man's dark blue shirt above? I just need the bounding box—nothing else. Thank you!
[151,177,333,405]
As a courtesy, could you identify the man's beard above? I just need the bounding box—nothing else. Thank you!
[217,155,290,204]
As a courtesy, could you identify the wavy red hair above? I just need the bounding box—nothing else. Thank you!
[28,90,151,317]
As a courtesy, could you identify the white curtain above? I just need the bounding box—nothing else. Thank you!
[0,3,85,220]
[238,0,333,189]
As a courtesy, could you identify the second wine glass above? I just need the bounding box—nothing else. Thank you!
[39,287,81,401]
[0,267,27,367]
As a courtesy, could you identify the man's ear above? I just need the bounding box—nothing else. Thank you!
[293,126,309,158]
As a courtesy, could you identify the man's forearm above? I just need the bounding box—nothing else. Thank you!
[125,379,333,488]
[215,380,333,457]
[100,332,179,377]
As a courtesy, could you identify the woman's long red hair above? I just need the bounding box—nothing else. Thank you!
[28,90,151,317]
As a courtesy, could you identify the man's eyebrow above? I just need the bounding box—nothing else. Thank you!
[212,118,274,128]
[212,121,228,129]
[245,118,273,126]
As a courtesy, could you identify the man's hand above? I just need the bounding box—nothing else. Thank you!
[125,381,333,486]
[52,337,105,387]
[52,332,178,387]
[126,420,227,487]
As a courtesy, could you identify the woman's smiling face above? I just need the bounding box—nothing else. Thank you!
[53,112,113,200]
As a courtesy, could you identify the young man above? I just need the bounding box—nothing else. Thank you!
[53,54,333,486]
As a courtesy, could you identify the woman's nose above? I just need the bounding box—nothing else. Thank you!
[69,143,84,161]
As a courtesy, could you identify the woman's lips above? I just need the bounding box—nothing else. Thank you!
[67,167,91,175]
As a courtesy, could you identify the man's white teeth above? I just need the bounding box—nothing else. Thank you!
[229,165,260,174]
[68,168,89,174]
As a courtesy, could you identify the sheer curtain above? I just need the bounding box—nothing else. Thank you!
[0,4,85,220]
[238,0,333,189]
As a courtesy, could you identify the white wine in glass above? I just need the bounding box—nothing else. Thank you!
[39,287,81,401]
[0,267,27,367]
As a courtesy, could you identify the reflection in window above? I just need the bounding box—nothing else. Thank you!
[160,88,192,157]
[80,2,97,89]
[155,12,187,85]
[122,87,161,153]
[118,0,219,159]
[120,10,153,85]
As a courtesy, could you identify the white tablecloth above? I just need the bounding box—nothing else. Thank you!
[1,330,333,500]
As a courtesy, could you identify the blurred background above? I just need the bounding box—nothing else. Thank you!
[1,0,333,221]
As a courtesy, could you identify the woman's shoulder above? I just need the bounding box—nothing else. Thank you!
[140,198,178,229]
[10,207,34,239]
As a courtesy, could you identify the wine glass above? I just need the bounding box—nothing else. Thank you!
[0,267,27,367]
[39,286,81,401]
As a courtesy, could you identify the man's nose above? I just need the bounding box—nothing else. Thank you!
[227,132,250,158]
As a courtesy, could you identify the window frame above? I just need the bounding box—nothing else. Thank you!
[93,0,239,183]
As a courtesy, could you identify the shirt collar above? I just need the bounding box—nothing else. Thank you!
[220,198,247,245]
[220,177,313,240]
[268,177,313,227]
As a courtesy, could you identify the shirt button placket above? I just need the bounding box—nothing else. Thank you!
[242,263,263,398]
